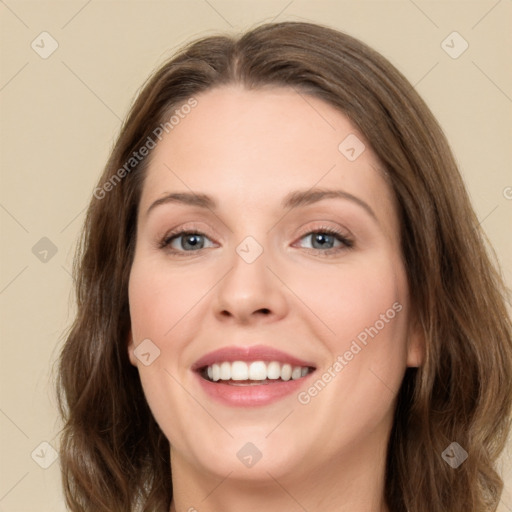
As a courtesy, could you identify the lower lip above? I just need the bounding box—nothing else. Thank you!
[195,371,314,407]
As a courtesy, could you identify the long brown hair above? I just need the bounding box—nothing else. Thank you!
[56,21,512,511]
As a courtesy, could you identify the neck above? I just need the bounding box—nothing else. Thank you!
[168,429,390,512]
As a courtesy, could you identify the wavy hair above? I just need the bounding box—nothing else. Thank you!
[56,21,512,511]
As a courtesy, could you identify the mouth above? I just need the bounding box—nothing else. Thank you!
[192,345,316,406]
[199,360,315,385]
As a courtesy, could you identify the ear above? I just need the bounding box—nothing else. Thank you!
[127,330,138,366]
[406,316,425,368]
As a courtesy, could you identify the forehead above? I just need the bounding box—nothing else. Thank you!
[139,85,397,229]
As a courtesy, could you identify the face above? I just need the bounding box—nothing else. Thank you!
[128,85,423,484]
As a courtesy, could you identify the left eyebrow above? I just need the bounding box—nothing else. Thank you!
[282,188,377,222]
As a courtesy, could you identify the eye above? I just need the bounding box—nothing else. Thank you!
[160,230,215,253]
[158,227,353,256]
[295,227,353,254]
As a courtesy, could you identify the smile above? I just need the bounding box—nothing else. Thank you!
[192,344,317,406]
[201,360,314,384]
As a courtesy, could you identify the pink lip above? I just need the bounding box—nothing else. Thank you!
[191,344,315,370]
[191,345,316,407]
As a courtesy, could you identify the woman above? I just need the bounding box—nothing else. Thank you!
[57,21,512,511]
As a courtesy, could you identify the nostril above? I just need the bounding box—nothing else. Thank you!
[258,308,271,315]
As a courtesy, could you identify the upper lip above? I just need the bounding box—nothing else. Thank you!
[191,344,316,371]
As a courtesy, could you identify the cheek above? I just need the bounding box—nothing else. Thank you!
[289,256,409,449]
[292,255,407,344]
[128,259,204,450]
[128,257,210,342]
[292,253,410,400]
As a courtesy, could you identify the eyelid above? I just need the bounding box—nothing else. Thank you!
[295,219,353,238]
[295,222,352,239]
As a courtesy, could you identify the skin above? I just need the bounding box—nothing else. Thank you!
[127,85,424,512]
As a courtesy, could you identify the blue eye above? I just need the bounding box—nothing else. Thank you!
[296,229,353,252]
[160,231,214,252]
[159,228,353,256]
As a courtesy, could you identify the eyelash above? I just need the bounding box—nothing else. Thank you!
[159,226,354,257]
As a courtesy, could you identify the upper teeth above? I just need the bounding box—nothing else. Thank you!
[205,361,311,382]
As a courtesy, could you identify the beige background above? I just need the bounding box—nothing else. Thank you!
[0,1,511,510]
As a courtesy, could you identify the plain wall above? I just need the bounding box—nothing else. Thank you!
[1,1,511,510]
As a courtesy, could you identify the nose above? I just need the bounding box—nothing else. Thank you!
[213,246,289,325]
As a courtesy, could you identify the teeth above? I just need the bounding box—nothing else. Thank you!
[204,360,312,382]
[231,361,248,380]
[220,361,231,380]
[249,361,267,380]
[281,363,292,381]
[291,366,302,380]
[267,361,281,379]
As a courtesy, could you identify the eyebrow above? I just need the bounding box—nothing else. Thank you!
[145,188,377,221]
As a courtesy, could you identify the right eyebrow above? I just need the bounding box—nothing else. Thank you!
[145,192,216,218]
